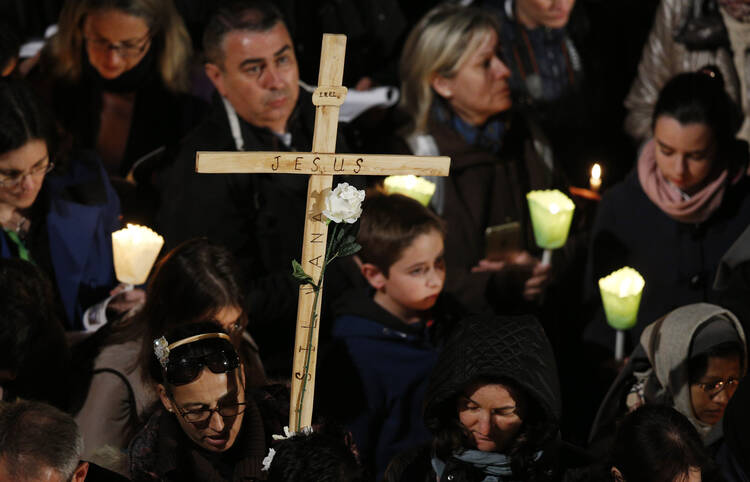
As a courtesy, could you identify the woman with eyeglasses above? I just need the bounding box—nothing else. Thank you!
[73,237,266,462]
[33,0,206,222]
[128,322,282,481]
[385,314,587,482]
[590,303,747,451]
[0,78,127,330]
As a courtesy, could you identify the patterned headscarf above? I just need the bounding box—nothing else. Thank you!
[719,0,750,22]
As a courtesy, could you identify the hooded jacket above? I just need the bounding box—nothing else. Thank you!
[590,303,747,449]
[318,288,464,480]
[386,314,565,482]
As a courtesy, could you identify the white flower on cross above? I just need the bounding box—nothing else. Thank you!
[322,182,365,224]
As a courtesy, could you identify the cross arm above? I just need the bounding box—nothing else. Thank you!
[196,151,450,177]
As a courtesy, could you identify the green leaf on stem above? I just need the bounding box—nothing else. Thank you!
[291,259,315,286]
[333,223,347,246]
[337,242,362,258]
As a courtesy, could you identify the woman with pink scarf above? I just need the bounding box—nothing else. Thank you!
[583,67,750,357]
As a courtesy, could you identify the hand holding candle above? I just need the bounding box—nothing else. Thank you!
[599,266,645,360]
[112,224,165,285]
[384,175,436,207]
[526,189,575,265]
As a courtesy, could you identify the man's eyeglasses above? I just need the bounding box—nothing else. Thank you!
[0,161,54,188]
[175,401,248,424]
[84,32,151,59]
[164,347,240,386]
[695,377,739,397]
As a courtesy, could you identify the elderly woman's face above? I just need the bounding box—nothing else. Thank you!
[690,355,741,426]
[653,116,717,195]
[0,139,49,211]
[432,30,511,126]
[82,9,151,79]
[516,0,576,29]
[457,382,524,452]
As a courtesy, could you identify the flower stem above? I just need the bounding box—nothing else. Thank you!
[295,222,339,430]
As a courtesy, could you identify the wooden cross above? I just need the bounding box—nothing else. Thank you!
[196,34,450,432]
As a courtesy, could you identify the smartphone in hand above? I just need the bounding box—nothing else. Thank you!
[485,222,521,262]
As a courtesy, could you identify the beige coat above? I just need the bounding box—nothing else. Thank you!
[624,0,741,142]
[74,340,156,460]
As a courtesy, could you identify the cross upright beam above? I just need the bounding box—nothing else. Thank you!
[196,34,450,432]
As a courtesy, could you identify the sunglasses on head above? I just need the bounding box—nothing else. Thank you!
[154,333,240,386]
[165,347,240,386]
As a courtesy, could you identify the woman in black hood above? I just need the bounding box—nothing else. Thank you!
[385,314,575,482]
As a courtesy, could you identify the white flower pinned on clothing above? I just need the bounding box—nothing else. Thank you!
[272,426,293,441]
[322,182,365,224]
[261,448,275,472]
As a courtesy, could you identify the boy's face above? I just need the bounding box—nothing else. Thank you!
[367,229,446,322]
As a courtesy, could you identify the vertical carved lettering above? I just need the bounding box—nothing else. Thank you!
[311,233,324,243]
[312,213,323,223]
[301,319,318,329]
[271,155,280,171]
[309,255,322,267]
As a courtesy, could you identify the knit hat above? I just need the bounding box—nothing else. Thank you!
[423,314,561,434]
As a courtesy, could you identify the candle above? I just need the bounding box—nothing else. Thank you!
[526,189,575,250]
[598,267,645,331]
[590,163,602,192]
[383,175,436,207]
[112,224,165,285]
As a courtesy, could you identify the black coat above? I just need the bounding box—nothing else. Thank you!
[157,91,358,377]
[715,224,750,340]
[583,169,750,352]
[128,386,287,482]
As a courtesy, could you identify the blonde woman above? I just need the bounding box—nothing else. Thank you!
[35,0,206,185]
[399,4,561,315]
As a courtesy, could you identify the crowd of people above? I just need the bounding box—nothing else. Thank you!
[1,0,750,481]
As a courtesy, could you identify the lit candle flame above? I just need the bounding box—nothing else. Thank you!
[549,203,560,215]
[112,224,164,285]
[383,175,436,206]
[591,163,601,181]
[619,275,631,298]
[598,266,645,331]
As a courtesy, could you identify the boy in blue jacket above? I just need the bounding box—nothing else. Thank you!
[319,193,464,480]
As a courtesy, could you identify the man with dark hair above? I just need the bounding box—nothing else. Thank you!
[158,1,353,378]
[0,400,128,481]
